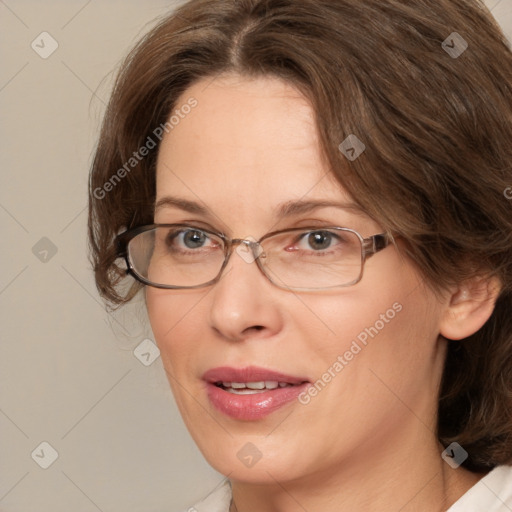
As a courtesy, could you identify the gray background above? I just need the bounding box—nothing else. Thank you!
[1,1,511,511]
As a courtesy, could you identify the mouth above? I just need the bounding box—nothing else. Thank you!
[202,366,310,420]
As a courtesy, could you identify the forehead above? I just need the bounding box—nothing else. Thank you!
[154,73,356,227]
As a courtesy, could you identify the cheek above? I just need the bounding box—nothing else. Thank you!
[145,287,215,427]
[146,288,204,373]
[300,277,444,416]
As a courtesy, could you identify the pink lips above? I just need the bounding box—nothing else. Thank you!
[203,366,310,421]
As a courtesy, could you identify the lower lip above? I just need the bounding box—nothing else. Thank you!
[206,382,309,420]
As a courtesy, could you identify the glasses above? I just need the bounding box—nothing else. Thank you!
[116,224,391,292]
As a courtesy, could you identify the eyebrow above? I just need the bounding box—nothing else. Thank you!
[155,196,208,215]
[154,195,365,218]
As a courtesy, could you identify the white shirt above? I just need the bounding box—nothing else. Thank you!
[184,465,512,512]
[446,465,512,511]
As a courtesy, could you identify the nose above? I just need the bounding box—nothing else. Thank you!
[208,240,284,342]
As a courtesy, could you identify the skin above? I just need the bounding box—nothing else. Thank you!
[146,73,499,511]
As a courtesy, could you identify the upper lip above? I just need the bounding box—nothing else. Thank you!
[203,366,309,385]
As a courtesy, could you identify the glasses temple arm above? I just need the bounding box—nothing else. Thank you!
[363,233,392,257]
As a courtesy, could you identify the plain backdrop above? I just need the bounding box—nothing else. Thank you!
[1,1,511,511]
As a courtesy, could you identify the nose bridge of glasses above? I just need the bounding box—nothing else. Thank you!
[230,237,265,261]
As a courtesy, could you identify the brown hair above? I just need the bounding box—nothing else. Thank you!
[88,0,512,471]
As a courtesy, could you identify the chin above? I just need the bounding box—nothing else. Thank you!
[193,433,308,484]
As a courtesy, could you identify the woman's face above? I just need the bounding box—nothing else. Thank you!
[147,73,449,483]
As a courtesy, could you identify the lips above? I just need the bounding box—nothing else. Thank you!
[203,366,310,420]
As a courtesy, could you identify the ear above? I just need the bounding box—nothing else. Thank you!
[439,275,502,340]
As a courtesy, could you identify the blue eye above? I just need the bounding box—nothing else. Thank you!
[180,229,208,249]
[166,228,218,251]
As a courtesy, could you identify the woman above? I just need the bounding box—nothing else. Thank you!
[88,0,512,510]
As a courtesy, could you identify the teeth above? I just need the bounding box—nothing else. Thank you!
[226,388,266,395]
[224,382,246,389]
[220,380,290,392]
[246,382,266,390]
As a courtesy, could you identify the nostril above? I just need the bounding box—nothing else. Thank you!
[244,325,264,333]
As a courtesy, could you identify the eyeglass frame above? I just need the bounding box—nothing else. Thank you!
[116,223,392,292]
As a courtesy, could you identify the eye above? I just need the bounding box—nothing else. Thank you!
[181,229,208,249]
[298,230,337,251]
[166,228,219,251]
